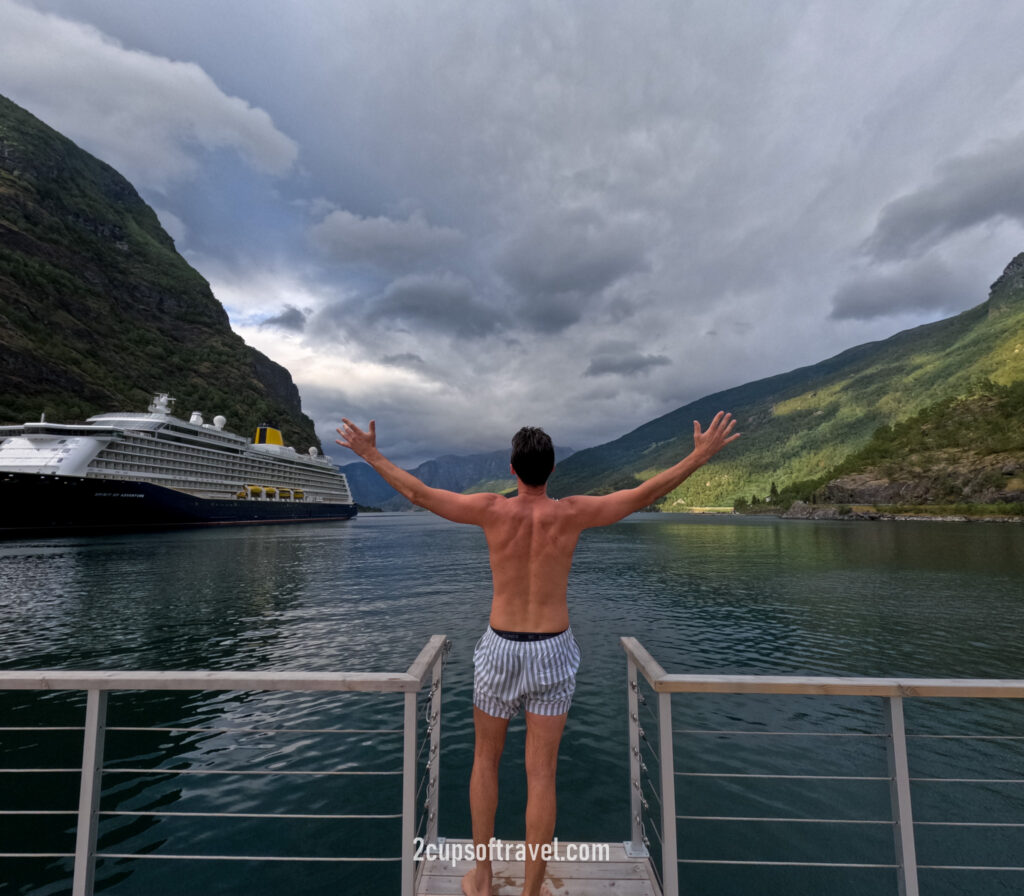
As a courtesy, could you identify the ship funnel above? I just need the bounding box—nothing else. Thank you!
[254,426,284,446]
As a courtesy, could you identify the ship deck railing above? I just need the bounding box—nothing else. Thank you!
[4,636,1024,895]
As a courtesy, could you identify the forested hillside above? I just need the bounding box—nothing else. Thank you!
[0,94,319,449]
[784,379,1024,510]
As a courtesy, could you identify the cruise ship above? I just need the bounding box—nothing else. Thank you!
[0,393,357,537]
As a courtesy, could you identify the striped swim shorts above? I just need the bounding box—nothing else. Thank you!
[472,626,581,719]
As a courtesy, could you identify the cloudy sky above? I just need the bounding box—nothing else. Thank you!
[3,0,1024,465]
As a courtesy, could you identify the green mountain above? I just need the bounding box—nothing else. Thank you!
[550,253,1024,508]
[804,378,1024,510]
[0,94,319,449]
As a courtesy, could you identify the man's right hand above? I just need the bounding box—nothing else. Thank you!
[336,418,377,460]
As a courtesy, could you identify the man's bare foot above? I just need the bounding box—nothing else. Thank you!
[462,868,491,896]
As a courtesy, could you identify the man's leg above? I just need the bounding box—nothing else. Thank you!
[462,706,510,896]
[521,711,567,896]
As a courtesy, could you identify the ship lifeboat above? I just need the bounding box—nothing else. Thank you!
[247,485,263,498]
[236,490,248,500]
[265,486,277,499]
[294,490,305,500]
[279,488,292,500]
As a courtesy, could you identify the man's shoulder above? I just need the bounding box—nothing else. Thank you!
[552,493,591,508]
[486,493,570,517]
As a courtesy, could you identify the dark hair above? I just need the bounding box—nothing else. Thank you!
[511,426,554,486]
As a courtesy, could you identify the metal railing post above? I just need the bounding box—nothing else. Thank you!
[659,691,678,896]
[401,688,418,896]
[625,654,647,858]
[72,688,107,896]
[886,696,919,896]
[425,651,443,846]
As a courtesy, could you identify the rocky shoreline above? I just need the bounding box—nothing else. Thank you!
[780,500,1023,523]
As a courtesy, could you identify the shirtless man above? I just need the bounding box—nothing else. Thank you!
[336,412,740,896]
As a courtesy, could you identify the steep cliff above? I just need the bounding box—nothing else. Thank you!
[0,94,319,449]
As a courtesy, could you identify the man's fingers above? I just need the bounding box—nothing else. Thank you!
[335,418,376,453]
[695,412,741,449]
[336,418,363,449]
[713,412,737,435]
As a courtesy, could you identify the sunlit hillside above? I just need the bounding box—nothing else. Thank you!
[550,254,1024,508]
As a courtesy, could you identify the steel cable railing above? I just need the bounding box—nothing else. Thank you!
[411,641,447,862]
[0,634,449,896]
[626,665,666,891]
[622,636,1024,896]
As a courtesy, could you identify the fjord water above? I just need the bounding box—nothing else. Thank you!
[2,513,1023,895]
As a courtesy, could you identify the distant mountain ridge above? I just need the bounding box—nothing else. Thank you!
[0,94,319,448]
[548,253,1024,507]
[342,446,574,510]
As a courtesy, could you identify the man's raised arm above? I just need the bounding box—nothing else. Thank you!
[566,411,741,528]
[336,419,500,525]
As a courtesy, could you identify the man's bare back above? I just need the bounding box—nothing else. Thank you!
[479,489,580,632]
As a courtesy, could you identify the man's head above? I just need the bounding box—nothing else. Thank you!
[511,426,554,487]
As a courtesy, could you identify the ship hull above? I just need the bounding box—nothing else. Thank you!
[1,471,357,538]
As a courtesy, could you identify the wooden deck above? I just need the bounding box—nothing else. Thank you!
[415,839,661,895]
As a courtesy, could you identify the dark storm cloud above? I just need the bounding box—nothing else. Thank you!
[382,352,427,368]
[584,353,671,378]
[363,274,504,339]
[309,208,463,272]
[865,133,1024,262]
[495,208,649,332]
[259,304,307,332]
[830,259,974,321]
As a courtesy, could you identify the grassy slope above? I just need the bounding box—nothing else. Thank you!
[789,378,1024,511]
[550,259,1024,507]
[0,94,319,448]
